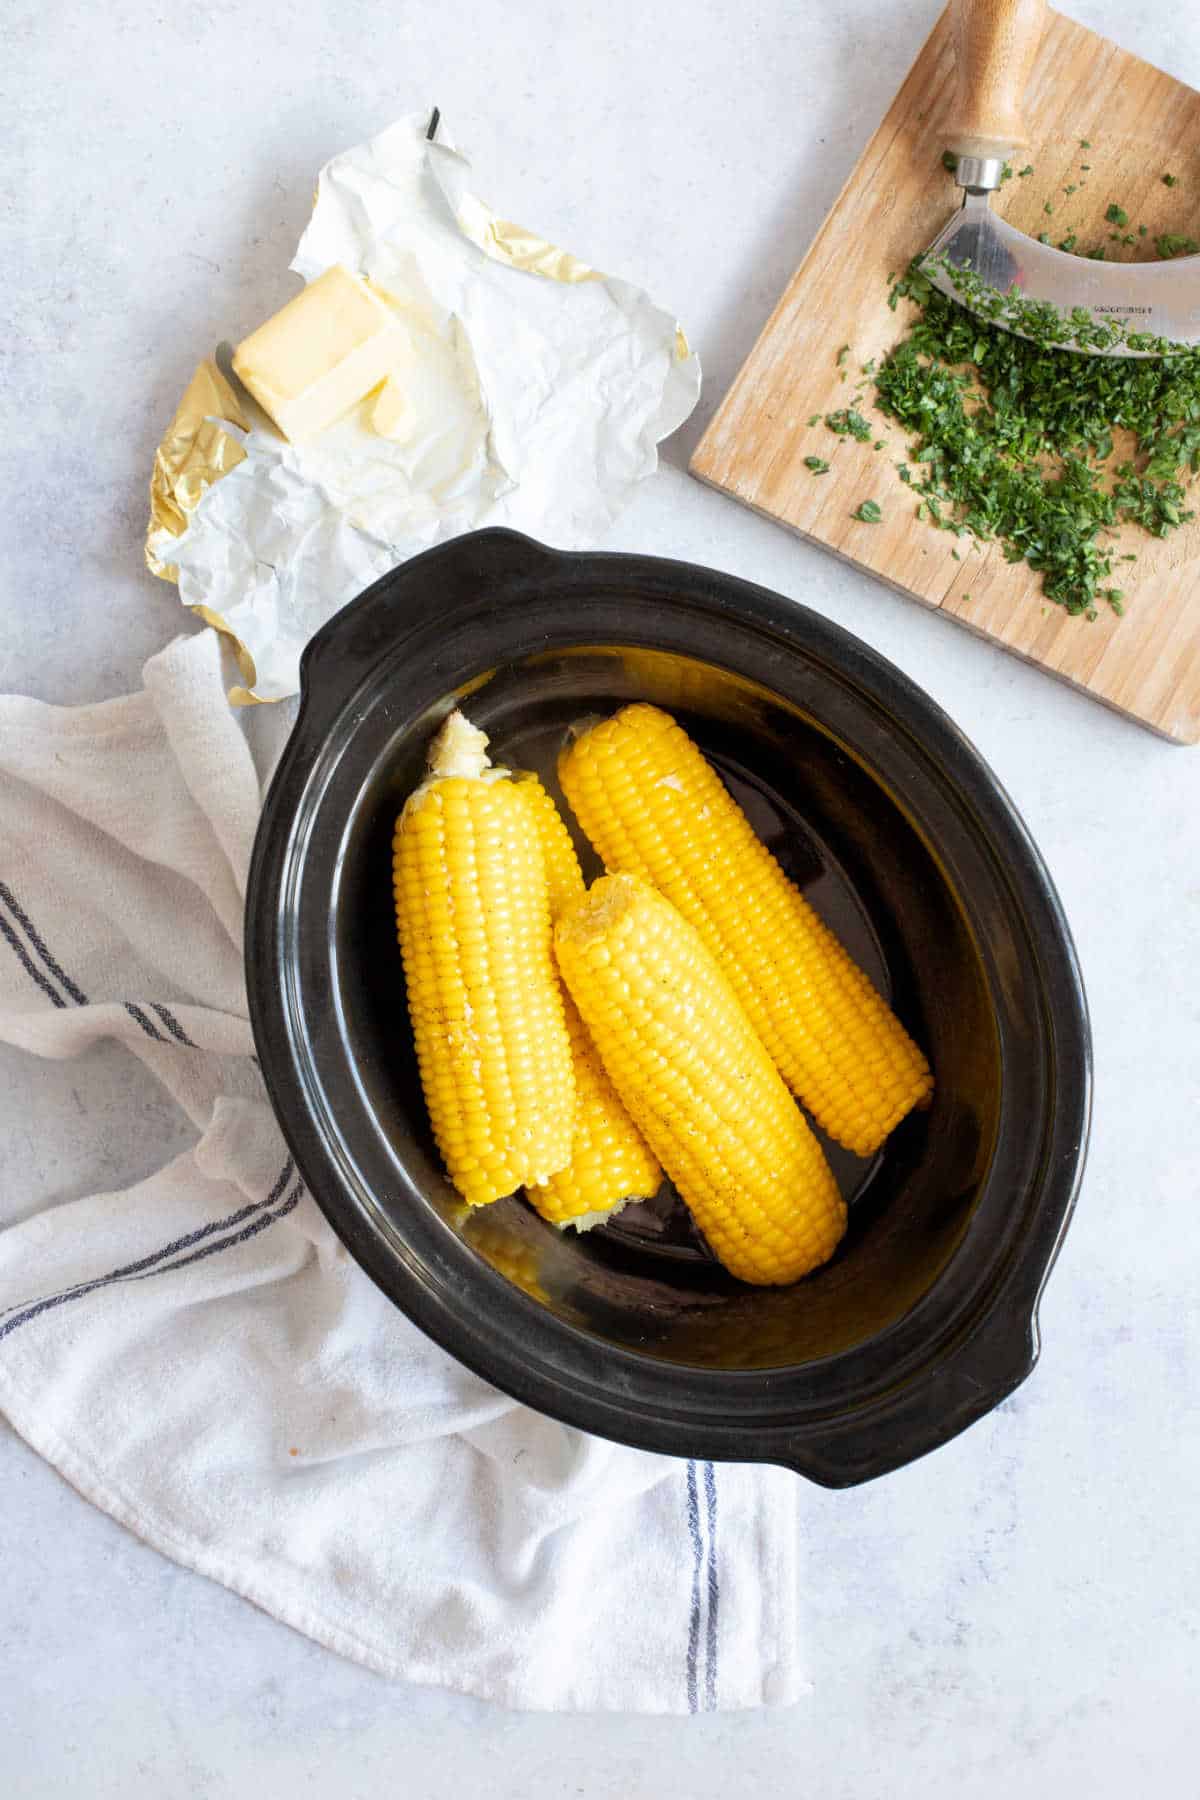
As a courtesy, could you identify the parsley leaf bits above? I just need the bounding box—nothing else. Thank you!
[826,408,873,443]
[1157,233,1199,259]
[873,266,1200,616]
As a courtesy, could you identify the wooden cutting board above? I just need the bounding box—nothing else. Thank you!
[691,5,1200,742]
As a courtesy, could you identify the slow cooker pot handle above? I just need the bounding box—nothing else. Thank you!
[775,1303,1042,1487]
[295,530,566,742]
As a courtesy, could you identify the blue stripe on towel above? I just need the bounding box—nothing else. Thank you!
[0,880,88,1004]
[704,1460,720,1710]
[0,1159,296,1338]
[0,906,66,1007]
[0,885,300,1344]
[0,883,203,1049]
[685,1458,703,1712]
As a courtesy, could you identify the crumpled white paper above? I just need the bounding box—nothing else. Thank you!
[161,114,701,700]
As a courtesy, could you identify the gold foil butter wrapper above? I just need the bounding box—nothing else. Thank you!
[144,112,700,703]
[145,359,248,580]
[451,192,599,284]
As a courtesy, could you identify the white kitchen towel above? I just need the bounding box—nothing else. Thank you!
[0,625,803,1713]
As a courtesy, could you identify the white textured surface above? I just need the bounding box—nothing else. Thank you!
[2,0,1198,1792]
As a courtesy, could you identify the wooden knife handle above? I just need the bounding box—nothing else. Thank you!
[945,0,1046,160]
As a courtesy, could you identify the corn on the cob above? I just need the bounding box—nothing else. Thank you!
[555,872,845,1285]
[559,704,932,1157]
[393,712,574,1206]
[514,773,587,919]
[516,774,662,1228]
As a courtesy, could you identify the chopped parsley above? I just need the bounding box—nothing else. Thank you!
[824,407,874,442]
[1156,233,1200,259]
[862,263,1200,616]
[810,164,1200,621]
[804,455,831,474]
[1162,173,1179,187]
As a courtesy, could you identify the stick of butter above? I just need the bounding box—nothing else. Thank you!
[232,265,402,444]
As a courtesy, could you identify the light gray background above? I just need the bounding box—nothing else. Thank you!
[3,0,1198,1793]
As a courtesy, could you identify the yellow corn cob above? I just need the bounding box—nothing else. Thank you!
[555,873,845,1285]
[393,713,574,1207]
[516,774,662,1228]
[515,773,587,919]
[560,704,933,1157]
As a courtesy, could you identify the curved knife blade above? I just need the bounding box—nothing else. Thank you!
[923,193,1200,358]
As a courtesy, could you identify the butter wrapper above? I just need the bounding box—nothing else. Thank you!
[149,114,701,701]
[145,359,248,580]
